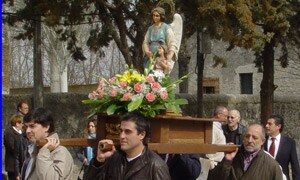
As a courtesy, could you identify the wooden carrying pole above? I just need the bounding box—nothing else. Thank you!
[36,138,239,154]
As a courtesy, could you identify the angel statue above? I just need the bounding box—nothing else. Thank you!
[142,6,183,76]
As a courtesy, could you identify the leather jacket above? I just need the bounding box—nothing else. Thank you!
[83,146,171,180]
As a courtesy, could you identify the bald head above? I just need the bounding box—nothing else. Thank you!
[227,109,241,130]
[213,106,228,123]
[243,123,266,153]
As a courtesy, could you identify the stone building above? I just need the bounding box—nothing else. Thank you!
[172,33,300,96]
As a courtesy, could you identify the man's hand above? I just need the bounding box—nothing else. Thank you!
[83,158,88,165]
[224,143,238,161]
[44,138,60,152]
[96,139,116,163]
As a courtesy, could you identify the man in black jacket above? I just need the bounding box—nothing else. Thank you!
[83,112,170,180]
[222,109,246,145]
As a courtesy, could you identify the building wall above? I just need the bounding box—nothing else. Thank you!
[171,34,300,96]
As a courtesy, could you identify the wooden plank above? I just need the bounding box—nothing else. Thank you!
[36,138,239,154]
[148,143,239,154]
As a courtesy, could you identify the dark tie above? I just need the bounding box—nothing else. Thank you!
[269,138,276,157]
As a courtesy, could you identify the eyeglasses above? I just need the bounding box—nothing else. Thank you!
[228,116,236,119]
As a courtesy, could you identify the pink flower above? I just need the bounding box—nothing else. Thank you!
[97,89,104,98]
[97,80,105,90]
[146,75,155,83]
[119,81,127,88]
[110,89,117,97]
[122,92,131,101]
[145,93,156,102]
[134,83,143,93]
[109,77,117,85]
[151,82,161,92]
[88,91,97,100]
[160,90,168,100]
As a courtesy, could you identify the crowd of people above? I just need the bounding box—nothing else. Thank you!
[3,6,300,180]
[4,101,300,180]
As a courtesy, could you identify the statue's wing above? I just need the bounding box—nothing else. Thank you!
[170,13,183,52]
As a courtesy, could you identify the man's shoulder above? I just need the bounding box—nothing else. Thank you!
[238,124,247,133]
[280,134,294,142]
[260,150,280,166]
[144,148,166,165]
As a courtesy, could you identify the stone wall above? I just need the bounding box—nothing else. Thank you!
[2,93,300,177]
[171,36,300,96]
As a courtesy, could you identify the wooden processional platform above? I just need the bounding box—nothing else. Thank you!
[54,114,238,154]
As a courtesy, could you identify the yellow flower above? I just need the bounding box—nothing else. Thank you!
[117,70,144,83]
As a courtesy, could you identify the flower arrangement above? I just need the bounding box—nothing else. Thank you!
[82,62,189,118]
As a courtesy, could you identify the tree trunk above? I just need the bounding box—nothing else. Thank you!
[33,15,43,108]
[60,67,68,92]
[178,38,191,93]
[197,31,205,118]
[50,52,60,93]
[2,24,10,94]
[50,53,68,93]
[260,38,276,125]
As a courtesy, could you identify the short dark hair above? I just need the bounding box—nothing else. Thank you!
[24,108,55,133]
[17,100,28,111]
[120,112,150,145]
[269,114,284,132]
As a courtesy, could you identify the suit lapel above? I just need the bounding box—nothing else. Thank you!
[276,135,285,160]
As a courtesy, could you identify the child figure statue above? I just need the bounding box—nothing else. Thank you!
[153,44,174,75]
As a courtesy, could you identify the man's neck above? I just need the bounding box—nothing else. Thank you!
[229,124,238,131]
[126,144,145,158]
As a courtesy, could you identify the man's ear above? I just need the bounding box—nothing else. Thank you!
[44,125,50,133]
[139,131,146,141]
[278,124,282,130]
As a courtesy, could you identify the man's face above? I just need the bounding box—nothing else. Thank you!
[19,103,29,115]
[265,118,281,136]
[227,111,240,129]
[243,125,265,153]
[217,109,228,123]
[119,121,145,155]
[152,11,161,23]
[24,121,49,143]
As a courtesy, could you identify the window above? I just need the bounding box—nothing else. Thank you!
[240,73,253,94]
[203,87,215,94]
[203,78,219,94]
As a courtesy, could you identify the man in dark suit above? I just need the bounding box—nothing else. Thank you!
[264,114,300,180]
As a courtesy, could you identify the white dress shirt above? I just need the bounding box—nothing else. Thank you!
[267,133,281,158]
